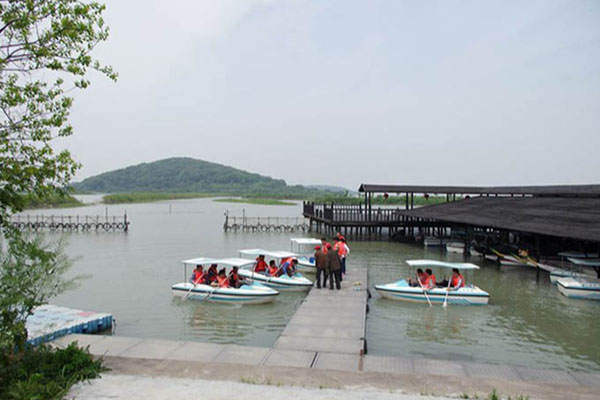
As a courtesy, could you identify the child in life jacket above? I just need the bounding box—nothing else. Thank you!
[268,260,279,276]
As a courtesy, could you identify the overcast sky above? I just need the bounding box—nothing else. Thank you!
[63,0,600,189]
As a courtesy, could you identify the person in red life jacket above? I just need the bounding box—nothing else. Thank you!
[424,268,436,290]
[409,268,426,287]
[254,255,268,273]
[206,264,218,284]
[212,268,230,288]
[320,237,329,254]
[189,265,205,284]
[450,268,465,289]
[229,266,247,288]
[280,257,298,277]
[268,260,279,277]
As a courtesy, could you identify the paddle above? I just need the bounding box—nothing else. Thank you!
[442,278,452,308]
[416,273,433,308]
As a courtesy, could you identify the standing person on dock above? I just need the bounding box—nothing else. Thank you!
[320,237,329,254]
[340,237,349,279]
[326,243,341,290]
[314,245,328,289]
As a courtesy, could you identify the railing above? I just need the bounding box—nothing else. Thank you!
[303,202,406,223]
[8,214,130,232]
[223,213,309,233]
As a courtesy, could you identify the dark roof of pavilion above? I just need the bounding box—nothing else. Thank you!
[396,197,600,242]
[358,184,600,197]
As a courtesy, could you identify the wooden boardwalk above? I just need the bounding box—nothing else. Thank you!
[273,266,368,362]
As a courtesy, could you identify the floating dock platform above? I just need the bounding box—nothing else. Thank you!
[26,304,113,346]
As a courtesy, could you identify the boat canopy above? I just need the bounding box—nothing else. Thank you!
[406,259,480,270]
[239,249,298,259]
[559,251,599,258]
[181,257,255,268]
[291,238,322,245]
[567,257,600,267]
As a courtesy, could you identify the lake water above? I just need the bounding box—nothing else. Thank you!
[24,196,600,372]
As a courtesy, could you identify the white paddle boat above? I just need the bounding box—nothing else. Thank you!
[375,260,490,306]
[556,257,600,300]
[290,238,322,273]
[238,249,314,292]
[171,257,279,304]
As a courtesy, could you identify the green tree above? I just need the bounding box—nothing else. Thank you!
[0,0,115,353]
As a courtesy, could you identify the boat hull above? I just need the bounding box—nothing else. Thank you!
[556,278,600,300]
[296,257,317,273]
[375,280,489,305]
[171,283,278,304]
[238,270,313,292]
[550,271,589,284]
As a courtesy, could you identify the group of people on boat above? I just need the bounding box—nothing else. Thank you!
[190,264,248,289]
[313,234,350,290]
[252,255,299,277]
[409,268,465,290]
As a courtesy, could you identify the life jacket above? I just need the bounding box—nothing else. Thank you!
[451,274,465,288]
[425,274,436,288]
[322,243,329,254]
[229,271,240,287]
[254,258,267,272]
[280,258,294,276]
[192,271,204,284]
[418,273,427,285]
[217,275,229,288]
[334,242,345,257]
[268,265,279,276]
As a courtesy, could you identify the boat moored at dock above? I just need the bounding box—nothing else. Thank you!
[556,277,600,300]
[171,257,279,304]
[290,237,322,273]
[238,249,314,291]
[375,260,490,305]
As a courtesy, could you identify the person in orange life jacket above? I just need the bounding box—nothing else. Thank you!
[190,265,205,284]
[254,255,268,273]
[206,264,218,284]
[449,268,465,290]
[320,237,329,254]
[267,260,279,276]
[423,269,436,290]
[333,238,344,282]
[339,237,349,278]
[280,257,298,277]
[229,266,247,288]
[212,268,230,288]
[409,268,426,287]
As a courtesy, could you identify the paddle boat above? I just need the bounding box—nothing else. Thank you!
[446,242,483,257]
[424,237,452,247]
[237,249,314,292]
[171,257,279,304]
[555,257,600,300]
[289,237,321,273]
[550,254,600,284]
[375,260,490,305]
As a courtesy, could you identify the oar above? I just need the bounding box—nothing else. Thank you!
[417,274,433,308]
[183,283,197,300]
[442,278,452,308]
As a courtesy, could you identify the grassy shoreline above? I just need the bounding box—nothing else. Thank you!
[213,198,296,206]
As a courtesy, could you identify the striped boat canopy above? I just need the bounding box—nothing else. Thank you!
[567,257,600,267]
[182,257,255,268]
[406,259,480,270]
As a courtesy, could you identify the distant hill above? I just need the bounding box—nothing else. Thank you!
[71,157,320,196]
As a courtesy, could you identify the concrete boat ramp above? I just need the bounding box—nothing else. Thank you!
[53,267,600,399]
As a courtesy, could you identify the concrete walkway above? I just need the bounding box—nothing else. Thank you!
[53,334,600,399]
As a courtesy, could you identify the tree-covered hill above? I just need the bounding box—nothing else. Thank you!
[71,157,320,196]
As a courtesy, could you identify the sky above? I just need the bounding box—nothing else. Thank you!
[63,0,600,189]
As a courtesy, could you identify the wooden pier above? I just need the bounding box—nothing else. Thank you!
[8,213,130,232]
[223,211,309,233]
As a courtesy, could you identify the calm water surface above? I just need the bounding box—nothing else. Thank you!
[26,197,600,371]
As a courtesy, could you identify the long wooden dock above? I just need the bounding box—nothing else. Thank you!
[272,266,368,365]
